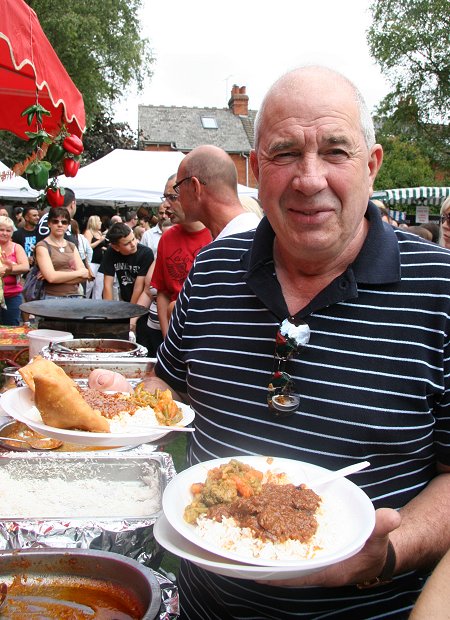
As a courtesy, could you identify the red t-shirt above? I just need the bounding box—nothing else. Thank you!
[151,224,212,301]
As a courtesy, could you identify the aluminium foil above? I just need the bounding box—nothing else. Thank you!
[0,448,174,566]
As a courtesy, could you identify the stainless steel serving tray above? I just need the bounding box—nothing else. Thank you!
[5,357,156,382]
[41,355,156,379]
[0,451,175,566]
[46,338,148,357]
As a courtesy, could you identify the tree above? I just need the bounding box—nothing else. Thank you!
[368,0,449,124]
[374,135,436,189]
[82,112,137,163]
[368,0,449,176]
[25,0,154,123]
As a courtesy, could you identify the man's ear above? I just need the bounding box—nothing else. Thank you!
[250,150,259,182]
[368,144,383,195]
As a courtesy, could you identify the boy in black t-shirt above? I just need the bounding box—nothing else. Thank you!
[99,223,153,304]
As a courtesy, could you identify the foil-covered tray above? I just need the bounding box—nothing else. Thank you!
[38,355,157,379]
[0,450,175,569]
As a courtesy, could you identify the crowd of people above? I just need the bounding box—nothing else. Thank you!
[0,168,263,348]
[0,63,449,619]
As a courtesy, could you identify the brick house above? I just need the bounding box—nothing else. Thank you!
[137,85,257,188]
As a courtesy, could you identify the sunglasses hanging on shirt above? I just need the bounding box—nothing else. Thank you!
[267,318,311,417]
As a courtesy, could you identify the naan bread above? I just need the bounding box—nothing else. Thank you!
[19,356,74,392]
[34,374,110,433]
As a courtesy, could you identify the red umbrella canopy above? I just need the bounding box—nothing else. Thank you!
[0,0,85,140]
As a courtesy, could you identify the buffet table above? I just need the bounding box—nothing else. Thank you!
[0,325,31,365]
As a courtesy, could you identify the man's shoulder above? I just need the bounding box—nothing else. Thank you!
[136,243,153,258]
[12,228,24,241]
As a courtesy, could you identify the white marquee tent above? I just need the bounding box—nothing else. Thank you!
[58,149,258,207]
[0,160,39,202]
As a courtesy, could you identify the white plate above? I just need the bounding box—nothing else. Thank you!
[163,456,375,568]
[154,513,327,580]
[0,387,194,447]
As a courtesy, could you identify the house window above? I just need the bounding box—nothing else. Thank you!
[201,116,218,129]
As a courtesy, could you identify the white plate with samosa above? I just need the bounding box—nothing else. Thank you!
[0,358,194,447]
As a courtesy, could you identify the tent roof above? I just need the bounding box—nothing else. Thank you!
[58,149,257,207]
[376,186,450,207]
[0,160,38,202]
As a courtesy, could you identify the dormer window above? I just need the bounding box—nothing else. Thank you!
[201,116,218,129]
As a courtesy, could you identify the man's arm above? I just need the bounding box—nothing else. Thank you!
[157,290,171,337]
[130,275,146,305]
[263,466,450,588]
[409,546,450,619]
[102,274,114,300]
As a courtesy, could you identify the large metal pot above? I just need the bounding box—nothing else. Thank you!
[20,299,148,340]
[47,338,148,357]
[0,548,162,619]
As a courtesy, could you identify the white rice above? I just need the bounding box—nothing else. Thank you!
[108,407,161,434]
[0,469,161,519]
[195,491,343,562]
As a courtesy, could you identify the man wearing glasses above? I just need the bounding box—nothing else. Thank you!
[147,66,450,619]
[149,174,211,337]
[172,145,261,240]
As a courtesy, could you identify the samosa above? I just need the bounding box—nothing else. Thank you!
[34,374,110,433]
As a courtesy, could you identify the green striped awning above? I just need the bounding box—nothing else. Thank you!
[383,187,450,207]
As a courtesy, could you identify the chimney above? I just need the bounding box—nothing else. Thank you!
[228,85,249,116]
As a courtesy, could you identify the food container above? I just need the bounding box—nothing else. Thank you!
[27,329,73,358]
[39,353,156,379]
[46,338,148,357]
[0,451,174,568]
[0,548,162,619]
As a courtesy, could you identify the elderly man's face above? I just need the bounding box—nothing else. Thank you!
[163,178,185,225]
[251,72,382,269]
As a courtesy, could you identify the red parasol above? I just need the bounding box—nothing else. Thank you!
[0,0,85,140]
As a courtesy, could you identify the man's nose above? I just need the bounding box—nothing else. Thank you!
[291,154,328,196]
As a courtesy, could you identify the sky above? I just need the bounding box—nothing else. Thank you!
[115,0,391,129]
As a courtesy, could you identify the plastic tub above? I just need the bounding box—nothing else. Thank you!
[27,329,73,358]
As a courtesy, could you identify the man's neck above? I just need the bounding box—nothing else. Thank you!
[24,223,36,231]
[180,221,206,233]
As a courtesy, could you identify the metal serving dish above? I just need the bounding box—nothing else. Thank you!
[47,338,148,357]
[39,353,156,379]
[0,451,175,567]
[0,548,162,619]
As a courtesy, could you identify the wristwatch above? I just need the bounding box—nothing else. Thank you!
[356,540,397,589]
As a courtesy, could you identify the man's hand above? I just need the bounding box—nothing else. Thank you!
[258,508,401,587]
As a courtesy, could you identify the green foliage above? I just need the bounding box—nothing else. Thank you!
[368,0,449,179]
[368,0,449,124]
[375,135,436,189]
[25,0,154,124]
[82,111,137,163]
[0,132,29,169]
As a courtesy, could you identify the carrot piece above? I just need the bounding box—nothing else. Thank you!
[191,482,204,495]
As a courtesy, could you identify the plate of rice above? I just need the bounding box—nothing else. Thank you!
[154,513,327,580]
[162,456,375,568]
[0,387,195,447]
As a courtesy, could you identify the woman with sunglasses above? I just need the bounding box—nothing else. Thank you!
[439,196,450,249]
[35,207,90,299]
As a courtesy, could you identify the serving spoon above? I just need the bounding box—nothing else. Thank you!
[308,461,370,489]
[0,437,63,451]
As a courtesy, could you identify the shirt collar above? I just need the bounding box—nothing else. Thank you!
[243,201,400,285]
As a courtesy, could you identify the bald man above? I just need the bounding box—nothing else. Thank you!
[146,66,450,619]
[173,145,260,239]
